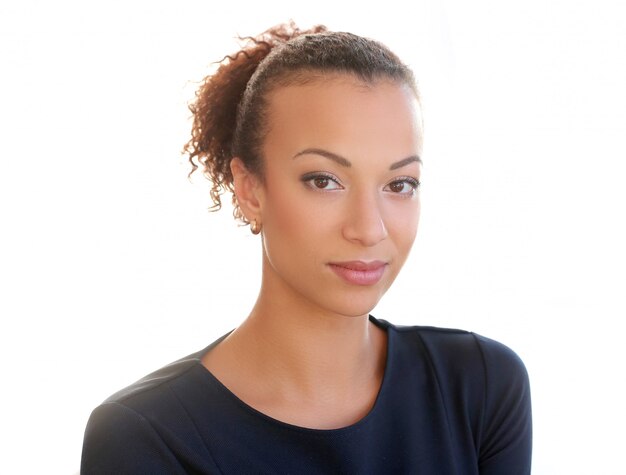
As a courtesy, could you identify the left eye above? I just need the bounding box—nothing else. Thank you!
[384,178,421,195]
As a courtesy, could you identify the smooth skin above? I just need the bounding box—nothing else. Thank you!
[202,75,423,430]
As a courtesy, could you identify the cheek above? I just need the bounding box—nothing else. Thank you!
[261,183,333,266]
[411,201,421,236]
[386,199,421,247]
[262,164,343,236]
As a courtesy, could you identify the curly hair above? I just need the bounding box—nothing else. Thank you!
[183,21,418,225]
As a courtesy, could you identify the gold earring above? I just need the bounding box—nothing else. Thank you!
[250,219,262,235]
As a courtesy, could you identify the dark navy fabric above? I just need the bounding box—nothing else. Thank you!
[81,316,532,474]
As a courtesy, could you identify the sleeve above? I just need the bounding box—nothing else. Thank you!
[81,402,188,475]
[474,334,532,475]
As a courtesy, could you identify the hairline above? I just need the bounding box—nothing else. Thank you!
[252,71,421,182]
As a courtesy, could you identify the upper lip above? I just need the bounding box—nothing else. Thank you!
[329,260,387,271]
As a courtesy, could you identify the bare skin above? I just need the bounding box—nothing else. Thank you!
[202,75,423,429]
[202,288,388,429]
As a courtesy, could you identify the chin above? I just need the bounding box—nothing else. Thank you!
[319,291,384,319]
[314,268,396,316]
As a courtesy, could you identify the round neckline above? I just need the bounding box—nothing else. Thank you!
[195,315,393,434]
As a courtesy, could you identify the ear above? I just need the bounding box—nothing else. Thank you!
[230,157,264,221]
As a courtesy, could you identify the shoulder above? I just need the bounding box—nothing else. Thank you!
[100,328,231,410]
[83,347,206,439]
[376,316,529,386]
[103,348,204,407]
[376,317,532,471]
[393,318,531,411]
[81,345,225,473]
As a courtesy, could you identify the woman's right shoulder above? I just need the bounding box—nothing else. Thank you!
[102,349,204,406]
[81,347,221,474]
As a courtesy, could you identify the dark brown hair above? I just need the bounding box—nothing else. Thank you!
[184,21,418,225]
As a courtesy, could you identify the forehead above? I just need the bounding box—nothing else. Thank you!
[262,76,423,163]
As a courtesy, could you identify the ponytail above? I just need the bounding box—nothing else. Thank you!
[183,21,416,225]
[184,21,326,222]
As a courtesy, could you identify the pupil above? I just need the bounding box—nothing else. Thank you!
[391,182,403,192]
[315,177,329,188]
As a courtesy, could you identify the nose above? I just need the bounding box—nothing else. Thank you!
[341,190,389,246]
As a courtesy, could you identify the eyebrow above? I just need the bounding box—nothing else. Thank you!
[292,148,422,170]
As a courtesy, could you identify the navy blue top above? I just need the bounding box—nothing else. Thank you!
[81,316,532,474]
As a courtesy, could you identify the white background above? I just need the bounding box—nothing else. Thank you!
[1,0,624,473]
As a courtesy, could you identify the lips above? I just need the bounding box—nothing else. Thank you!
[328,260,388,285]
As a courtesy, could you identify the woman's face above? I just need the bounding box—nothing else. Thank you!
[254,75,423,318]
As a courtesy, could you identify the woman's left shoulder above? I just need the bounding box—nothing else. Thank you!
[375,316,532,471]
[381,317,529,383]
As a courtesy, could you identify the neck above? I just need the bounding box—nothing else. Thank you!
[223,252,387,401]
[243,304,377,396]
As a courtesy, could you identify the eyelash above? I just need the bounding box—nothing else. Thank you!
[301,172,342,191]
[388,176,421,195]
[300,172,421,196]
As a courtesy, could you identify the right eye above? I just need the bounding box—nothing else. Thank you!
[301,173,343,191]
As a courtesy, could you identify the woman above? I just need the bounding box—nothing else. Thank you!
[81,22,532,474]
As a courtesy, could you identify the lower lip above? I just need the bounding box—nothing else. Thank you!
[328,264,387,286]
